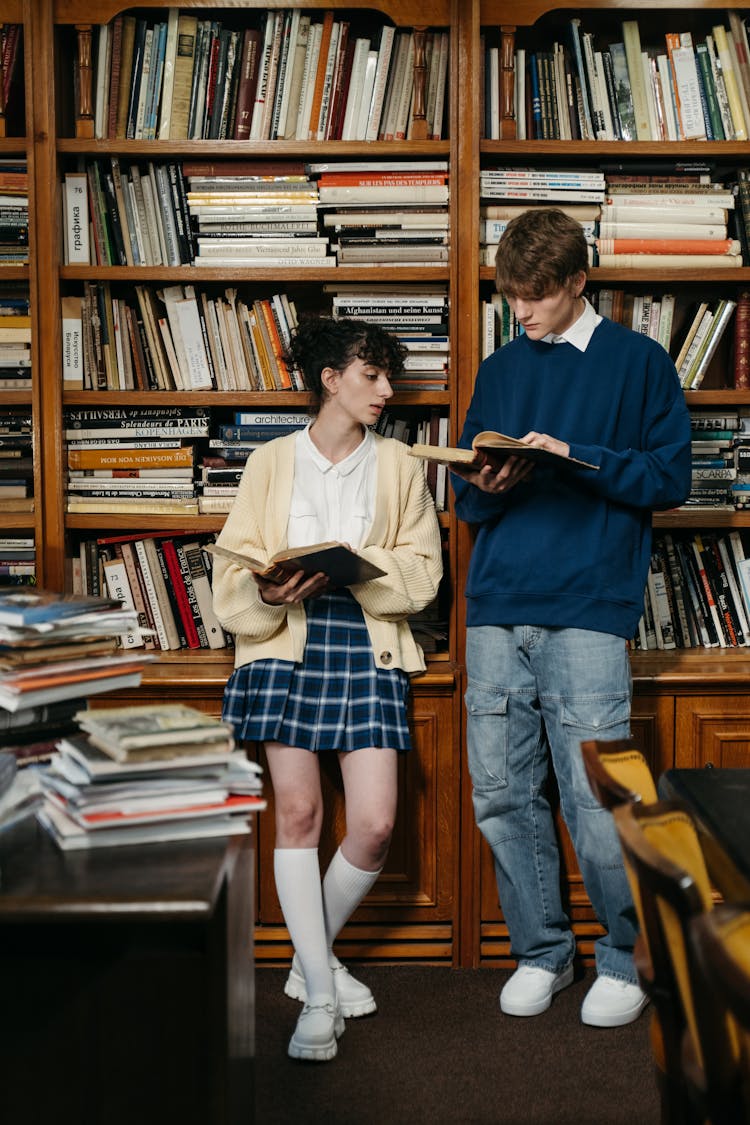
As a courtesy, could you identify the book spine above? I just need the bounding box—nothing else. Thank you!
[173,539,209,647]
[713,22,749,139]
[154,539,190,647]
[184,541,226,649]
[621,19,651,139]
[733,290,750,389]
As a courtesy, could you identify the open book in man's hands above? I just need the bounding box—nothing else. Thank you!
[408,431,599,471]
[205,542,386,587]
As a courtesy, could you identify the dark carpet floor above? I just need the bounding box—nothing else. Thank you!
[254,964,660,1125]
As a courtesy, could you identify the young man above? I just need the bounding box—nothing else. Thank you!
[453,208,692,1027]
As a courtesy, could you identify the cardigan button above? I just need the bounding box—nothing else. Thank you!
[380,651,393,665]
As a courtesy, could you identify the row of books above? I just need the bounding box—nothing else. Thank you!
[89,10,448,144]
[73,531,227,652]
[481,286,743,391]
[63,159,451,270]
[38,703,265,851]
[62,283,303,393]
[375,407,450,512]
[61,281,451,393]
[487,11,750,143]
[634,531,750,650]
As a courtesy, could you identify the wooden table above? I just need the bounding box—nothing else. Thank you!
[0,818,255,1125]
[659,767,750,899]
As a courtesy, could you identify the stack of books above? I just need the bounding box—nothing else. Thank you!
[314,160,450,267]
[202,412,307,515]
[0,299,30,388]
[0,535,35,586]
[38,703,265,850]
[0,588,151,758]
[684,409,743,509]
[0,158,28,265]
[186,161,330,267]
[64,406,208,517]
[329,283,450,391]
[480,200,600,268]
[599,172,740,269]
[0,410,32,515]
[478,172,603,267]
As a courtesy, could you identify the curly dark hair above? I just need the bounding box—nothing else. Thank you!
[285,315,407,413]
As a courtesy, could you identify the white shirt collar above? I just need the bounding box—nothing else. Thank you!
[543,296,601,351]
[299,422,373,476]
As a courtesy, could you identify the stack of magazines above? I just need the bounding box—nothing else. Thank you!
[0,588,153,763]
[38,703,265,850]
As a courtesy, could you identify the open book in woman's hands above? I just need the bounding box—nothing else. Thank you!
[205,542,386,587]
[408,431,599,471]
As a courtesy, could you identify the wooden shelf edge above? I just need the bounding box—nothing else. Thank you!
[631,647,750,688]
[135,655,459,690]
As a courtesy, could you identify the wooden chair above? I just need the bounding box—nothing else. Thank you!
[580,738,679,1117]
[690,904,750,1125]
[580,737,658,811]
[613,800,727,1125]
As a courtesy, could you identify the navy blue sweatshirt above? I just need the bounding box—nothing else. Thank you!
[453,318,692,639]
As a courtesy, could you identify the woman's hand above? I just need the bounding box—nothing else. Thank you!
[254,568,330,605]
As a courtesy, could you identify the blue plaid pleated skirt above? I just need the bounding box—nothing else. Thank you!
[222,589,411,753]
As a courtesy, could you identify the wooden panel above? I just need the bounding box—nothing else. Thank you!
[255,684,459,929]
[675,694,750,768]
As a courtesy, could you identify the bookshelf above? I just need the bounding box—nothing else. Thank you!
[17,0,750,968]
[474,0,750,965]
[0,10,39,587]
[32,0,461,964]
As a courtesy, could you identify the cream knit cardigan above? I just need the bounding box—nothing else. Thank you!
[212,431,443,675]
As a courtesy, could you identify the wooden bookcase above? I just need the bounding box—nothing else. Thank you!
[471,0,750,966]
[15,0,750,967]
[0,4,41,580]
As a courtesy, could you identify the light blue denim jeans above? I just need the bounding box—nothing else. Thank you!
[465,625,638,983]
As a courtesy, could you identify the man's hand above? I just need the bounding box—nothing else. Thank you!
[451,431,570,494]
[451,453,533,494]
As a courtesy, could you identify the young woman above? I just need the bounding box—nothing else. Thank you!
[212,316,443,1062]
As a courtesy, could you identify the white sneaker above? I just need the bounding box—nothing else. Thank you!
[288,999,345,1062]
[285,954,377,1018]
[580,976,649,1028]
[499,963,574,1017]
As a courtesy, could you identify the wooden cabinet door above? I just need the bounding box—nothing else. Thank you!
[676,693,750,768]
[254,673,461,962]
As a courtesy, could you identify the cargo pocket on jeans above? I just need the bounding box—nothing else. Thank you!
[465,682,509,790]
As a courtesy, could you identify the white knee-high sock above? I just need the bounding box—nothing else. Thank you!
[274,848,333,1003]
[322,846,382,951]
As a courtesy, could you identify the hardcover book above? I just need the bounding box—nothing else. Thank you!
[206,541,386,586]
[408,431,599,471]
